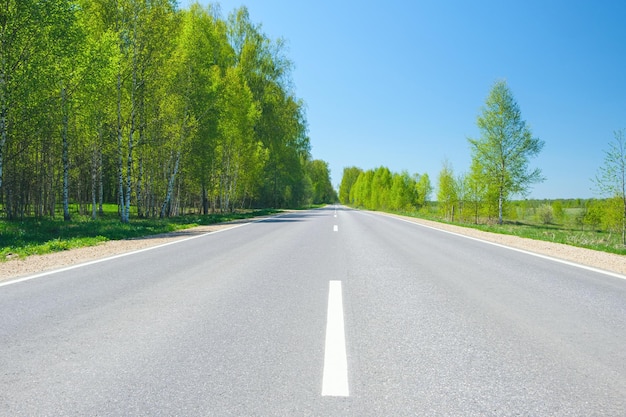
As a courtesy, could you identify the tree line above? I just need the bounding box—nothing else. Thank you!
[434,80,544,224]
[0,0,334,222]
[339,166,432,211]
[435,80,626,243]
[337,81,543,219]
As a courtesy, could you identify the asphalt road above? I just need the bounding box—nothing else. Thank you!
[1,206,626,416]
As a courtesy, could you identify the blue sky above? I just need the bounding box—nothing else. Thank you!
[185,0,626,199]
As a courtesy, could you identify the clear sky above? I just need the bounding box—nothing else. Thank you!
[184,0,626,199]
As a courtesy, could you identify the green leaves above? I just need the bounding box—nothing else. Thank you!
[468,80,544,224]
[306,160,336,204]
[342,166,428,212]
[437,160,457,221]
[594,129,626,245]
[595,130,626,197]
[0,1,325,221]
[339,167,363,205]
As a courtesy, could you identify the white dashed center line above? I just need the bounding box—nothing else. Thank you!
[321,280,349,397]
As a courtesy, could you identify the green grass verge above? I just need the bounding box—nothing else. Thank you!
[0,209,279,261]
[378,208,626,256]
[465,221,626,255]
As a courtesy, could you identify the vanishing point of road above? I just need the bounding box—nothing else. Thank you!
[1,206,625,416]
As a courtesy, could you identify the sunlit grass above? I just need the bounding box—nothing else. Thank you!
[0,208,279,261]
[392,208,626,256]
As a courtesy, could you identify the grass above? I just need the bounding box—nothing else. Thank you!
[0,208,279,261]
[466,221,626,255]
[390,206,626,256]
[4,202,625,260]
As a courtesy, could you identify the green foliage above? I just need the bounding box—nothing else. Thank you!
[0,2,325,222]
[341,166,428,212]
[552,200,564,223]
[0,208,278,260]
[389,171,418,211]
[536,204,554,224]
[228,7,311,208]
[468,80,544,224]
[594,129,626,245]
[424,198,626,255]
[306,160,336,204]
[415,173,433,207]
[464,219,626,255]
[339,167,362,204]
[437,160,457,221]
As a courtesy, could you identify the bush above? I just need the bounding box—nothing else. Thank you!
[536,204,554,224]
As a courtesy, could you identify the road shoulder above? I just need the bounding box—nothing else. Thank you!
[376,211,626,277]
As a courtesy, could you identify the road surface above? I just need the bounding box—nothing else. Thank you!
[1,206,626,416]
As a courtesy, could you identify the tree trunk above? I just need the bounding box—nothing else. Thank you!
[0,40,7,195]
[0,107,5,197]
[125,65,136,223]
[202,184,208,215]
[98,145,104,216]
[136,154,143,218]
[91,155,97,220]
[125,126,133,221]
[91,139,99,220]
[117,71,127,222]
[474,203,479,225]
[622,196,626,246]
[0,94,5,195]
[160,151,180,218]
[498,187,504,225]
[61,86,70,221]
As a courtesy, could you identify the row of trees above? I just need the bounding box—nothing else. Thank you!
[437,80,545,224]
[1,1,333,221]
[436,80,626,243]
[338,81,542,221]
[338,166,432,211]
[334,81,543,221]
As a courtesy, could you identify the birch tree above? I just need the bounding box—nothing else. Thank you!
[415,173,432,207]
[437,160,457,221]
[0,2,323,219]
[0,0,44,197]
[594,129,626,245]
[468,80,544,225]
[54,2,84,221]
[307,159,335,204]
[214,66,259,212]
[177,4,228,214]
[339,166,362,205]
[389,171,417,211]
[228,7,310,208]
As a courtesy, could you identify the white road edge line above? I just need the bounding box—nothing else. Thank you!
[0,213,294,288]
[333,225,338,232]
[373,212,626,281]
[322,280,349,397]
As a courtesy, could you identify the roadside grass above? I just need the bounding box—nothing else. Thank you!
[466,222,626,255]
[391,206,626,256]
[0,208,279,261]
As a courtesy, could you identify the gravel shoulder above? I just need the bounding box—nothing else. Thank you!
[0,221,247,282]
[1,210,625,283]
[383,212,626,277]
